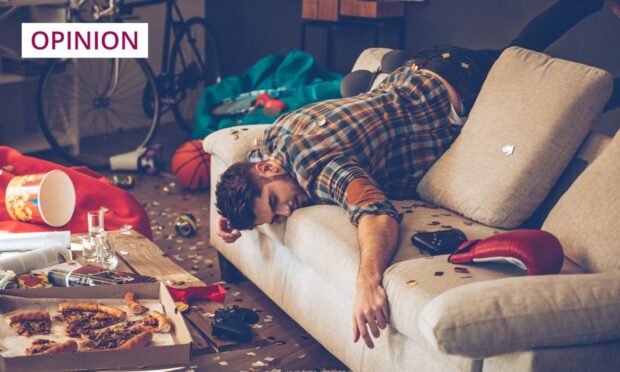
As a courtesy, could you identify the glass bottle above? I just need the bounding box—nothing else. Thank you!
[84,210,105,263]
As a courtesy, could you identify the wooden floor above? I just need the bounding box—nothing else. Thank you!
[123,171,348,371]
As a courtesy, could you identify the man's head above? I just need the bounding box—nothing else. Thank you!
[215,161,310,230]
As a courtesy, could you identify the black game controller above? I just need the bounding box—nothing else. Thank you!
[411,228,468,256]
[210,305,260,343]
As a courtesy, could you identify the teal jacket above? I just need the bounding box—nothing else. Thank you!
[193,49,342,139]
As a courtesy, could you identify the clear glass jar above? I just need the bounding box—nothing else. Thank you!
[95,234,118,270]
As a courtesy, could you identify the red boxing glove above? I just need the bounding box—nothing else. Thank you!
[448,229,564,275]
[166,284,227,304]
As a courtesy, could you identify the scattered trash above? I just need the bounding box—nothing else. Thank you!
[120,224,133,234]
[112,174,135,189]
[502,145,515,155]
[251,361,267,367]
[175,302,189,312]
[175,213,198,237]
[245,352,256,356]
[217,361,228,366]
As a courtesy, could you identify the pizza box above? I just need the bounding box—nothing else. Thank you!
[0,282,192,372]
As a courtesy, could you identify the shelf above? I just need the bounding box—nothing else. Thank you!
[8,130,52,153]
[0,0,67,7]
[0,73,38,85]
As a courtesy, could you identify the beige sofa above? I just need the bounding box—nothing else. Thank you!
[204,48,620,371]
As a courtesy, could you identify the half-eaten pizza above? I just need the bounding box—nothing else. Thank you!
[26,339,78,355]
[80,321,153,351]
[55,302,126,337]
[5,311,52,337]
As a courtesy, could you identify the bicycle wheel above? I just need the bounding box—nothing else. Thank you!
[37,58,160,170]
[169,17,221,133]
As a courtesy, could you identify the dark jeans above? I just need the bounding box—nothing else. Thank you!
[415,0,618,113]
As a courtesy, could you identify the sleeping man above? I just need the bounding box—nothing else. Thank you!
[214,0,620,349]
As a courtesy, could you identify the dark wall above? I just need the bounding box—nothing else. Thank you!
[205,0,620,133]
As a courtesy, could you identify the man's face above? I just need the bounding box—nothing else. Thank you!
[252,162,310,226]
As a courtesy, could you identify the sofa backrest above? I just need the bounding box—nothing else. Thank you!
[542,131,620,273]
[351,47,615,228]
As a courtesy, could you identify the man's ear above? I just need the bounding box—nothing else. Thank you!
[255,161,285,177]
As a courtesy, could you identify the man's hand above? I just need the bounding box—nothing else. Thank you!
[216,215,241,243]
[352,213,399,349]
[353,274,390,349]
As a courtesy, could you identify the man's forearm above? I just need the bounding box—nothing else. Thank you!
[357,214,399,282]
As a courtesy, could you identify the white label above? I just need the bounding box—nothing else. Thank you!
[22,23,148,58]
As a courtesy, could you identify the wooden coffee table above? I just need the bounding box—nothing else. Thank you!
[71,229,234,353]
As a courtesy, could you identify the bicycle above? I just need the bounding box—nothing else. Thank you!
[36,0,221,170]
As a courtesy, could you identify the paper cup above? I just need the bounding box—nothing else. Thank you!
[5,170,76,227]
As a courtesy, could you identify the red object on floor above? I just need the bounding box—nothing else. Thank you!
[166,284,227,304]
[448,229,564,275]
[0,147,152,239]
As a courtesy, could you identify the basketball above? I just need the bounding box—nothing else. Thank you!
[171,140,211,190]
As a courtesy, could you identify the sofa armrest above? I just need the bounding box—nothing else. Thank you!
[202,124,270,165]
[419,272,620,359]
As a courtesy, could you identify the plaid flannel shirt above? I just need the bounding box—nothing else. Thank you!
[249,66,462,225]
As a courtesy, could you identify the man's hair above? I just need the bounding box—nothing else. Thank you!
[215,162,262,230]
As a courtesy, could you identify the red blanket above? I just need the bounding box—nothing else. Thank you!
[0,147,152,239]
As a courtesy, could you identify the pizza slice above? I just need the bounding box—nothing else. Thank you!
[5,310,51,337]
[139,311,172,333]
[56,302,127,337]
[124,291,147,315]
[79,322,153,351]
[26,339,78,355]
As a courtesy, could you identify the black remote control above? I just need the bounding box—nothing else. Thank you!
[411,228,468,256]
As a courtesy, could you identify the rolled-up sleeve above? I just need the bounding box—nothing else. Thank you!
[312,158,402,226]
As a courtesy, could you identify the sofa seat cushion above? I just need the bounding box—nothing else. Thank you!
[417,47,613,229]
[419,271,620,359]
[284,199,510,290]
[284,198,583,341]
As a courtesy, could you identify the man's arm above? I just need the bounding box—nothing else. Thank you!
[312,159,402,348]
[354,213,399,349]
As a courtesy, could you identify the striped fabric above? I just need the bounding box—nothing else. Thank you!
[250,67,462,225]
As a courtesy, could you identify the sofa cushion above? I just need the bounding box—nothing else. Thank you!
[417,47,613,229]
[284,199,509,290]
[419,271,620,358]
[542,132,620,273]
[283,198,585,341]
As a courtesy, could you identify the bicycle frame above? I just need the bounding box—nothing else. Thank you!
[121,0,206,77]
[92,0,206,101]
